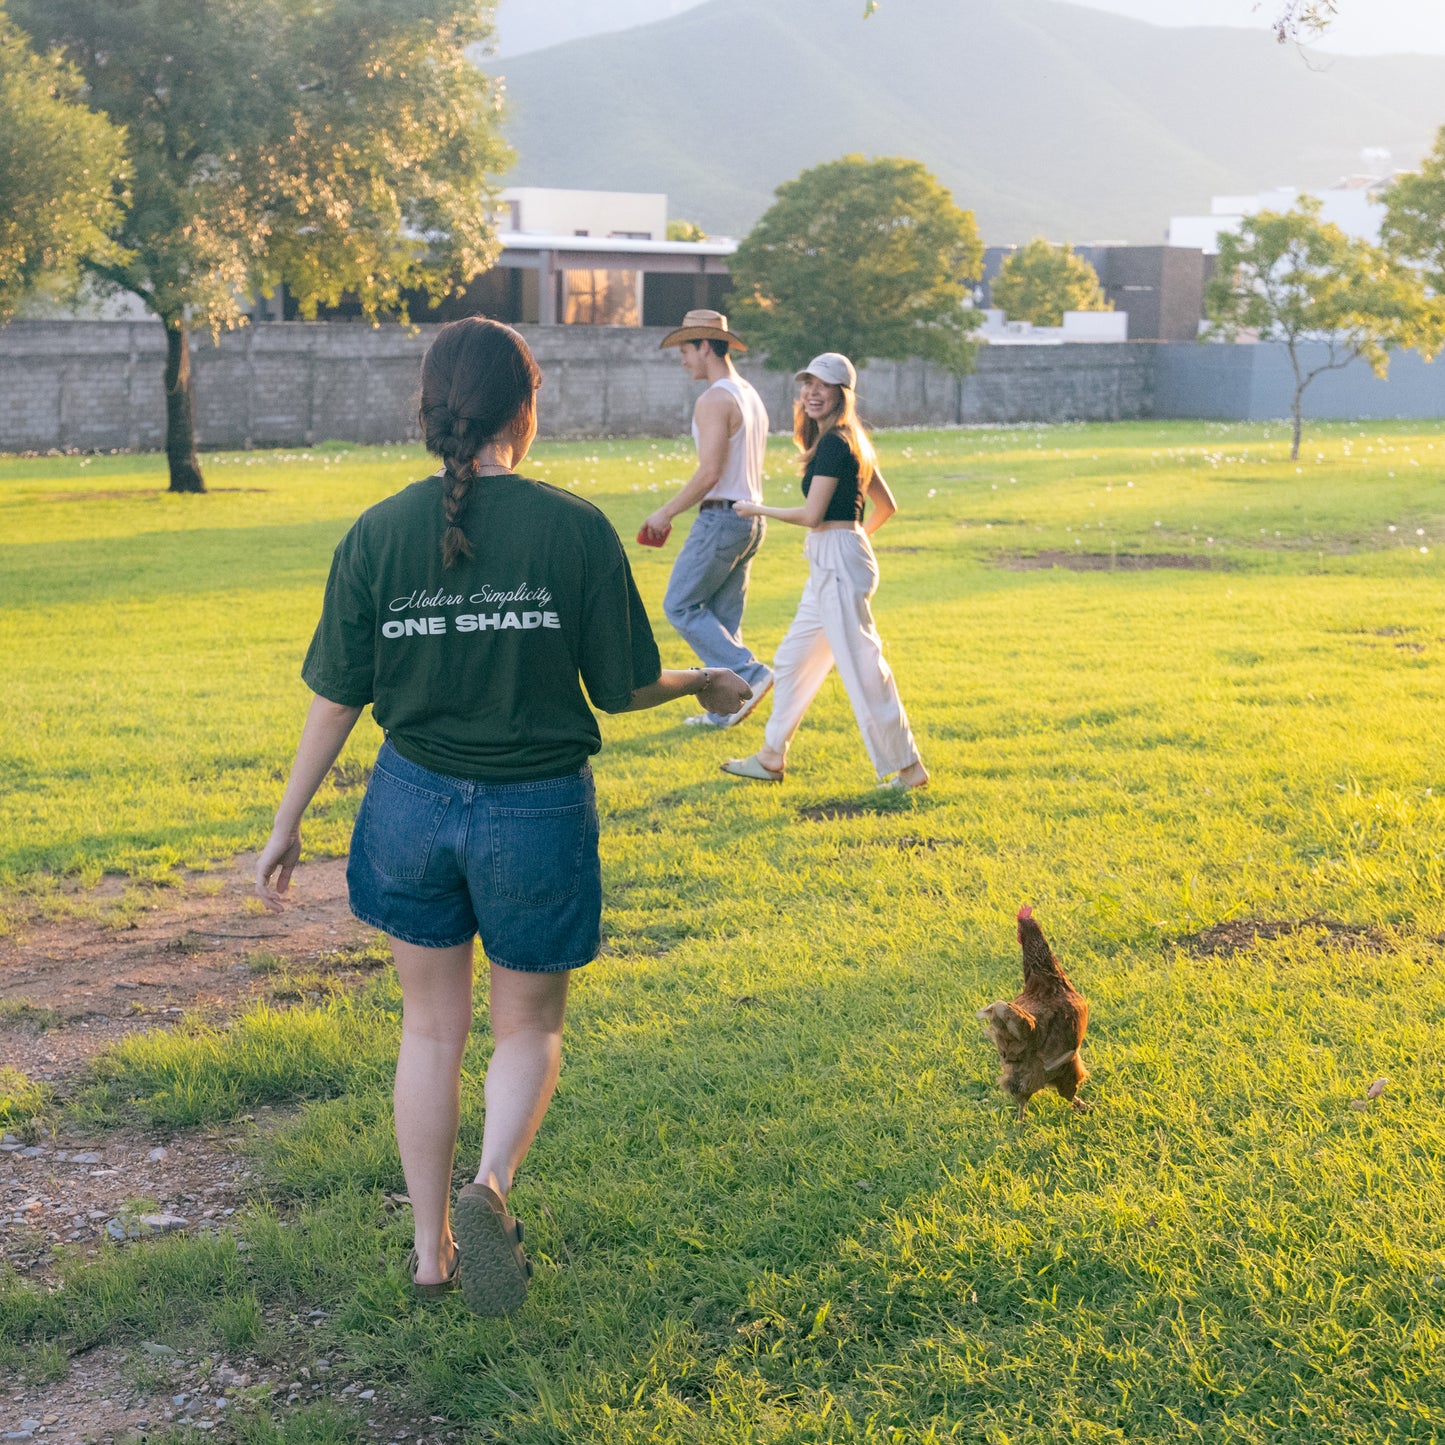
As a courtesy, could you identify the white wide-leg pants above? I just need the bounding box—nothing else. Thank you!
[763,527,921,780]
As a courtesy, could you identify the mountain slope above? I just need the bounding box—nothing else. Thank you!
[491,0,705,58]
[489,0,1445,242]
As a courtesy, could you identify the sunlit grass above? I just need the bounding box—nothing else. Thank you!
[2,421,1444,1440]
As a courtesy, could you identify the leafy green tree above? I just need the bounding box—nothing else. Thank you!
[0,3,127,323]
[1206,197,1440,460]
[990,240,1110,328]
[666,219,707,242]
[1381,124,1445,297]
[729,154,983,374]
[11,0,510,492]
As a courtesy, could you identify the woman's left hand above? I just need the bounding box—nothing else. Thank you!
[733,500,763,518]
[255,825,302,912]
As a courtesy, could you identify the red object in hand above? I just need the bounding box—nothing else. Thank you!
[637,522,670,547]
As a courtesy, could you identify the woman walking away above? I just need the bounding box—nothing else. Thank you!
[255,319,751,1316]
[724,353,928,791]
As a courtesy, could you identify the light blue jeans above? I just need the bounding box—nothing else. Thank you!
[663,506,770,722]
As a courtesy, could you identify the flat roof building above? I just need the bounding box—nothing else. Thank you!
[279,187,737,328]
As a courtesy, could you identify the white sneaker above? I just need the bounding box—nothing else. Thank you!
[683,712,731,728]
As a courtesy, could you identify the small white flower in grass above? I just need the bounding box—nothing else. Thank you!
[1418,528,1426,536]
[1423,547,1431,554]
[1154,521,1162,528]
[1388,525,1397,532]
[1127,481,1134,488]
[927,488,937,498]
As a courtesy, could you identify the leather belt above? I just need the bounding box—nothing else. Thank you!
[699,499,737,511]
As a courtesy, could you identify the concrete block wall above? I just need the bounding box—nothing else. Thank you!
[0,319,1156,453]
[1153,341,1445,421]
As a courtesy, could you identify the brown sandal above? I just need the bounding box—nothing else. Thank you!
[408,1245,459,1298]
[454,1183,532,1316]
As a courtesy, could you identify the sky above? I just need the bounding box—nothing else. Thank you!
[492,0,1445,57]
[1072,0,1445,54]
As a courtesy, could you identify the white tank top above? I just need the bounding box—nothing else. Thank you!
[693,376,768,504]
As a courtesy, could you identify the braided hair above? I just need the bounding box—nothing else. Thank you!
[418,318,542,567]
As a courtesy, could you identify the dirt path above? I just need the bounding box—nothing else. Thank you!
[0,860,463,1445]
[1,855,366,1082]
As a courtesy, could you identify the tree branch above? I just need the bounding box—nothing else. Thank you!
[84,261,161,317]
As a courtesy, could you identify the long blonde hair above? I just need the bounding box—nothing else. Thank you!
[793,385,875,488]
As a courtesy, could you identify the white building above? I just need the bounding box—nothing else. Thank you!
[1168,175,1391,254]
[495,187,669,241]
[976,308,1130,344]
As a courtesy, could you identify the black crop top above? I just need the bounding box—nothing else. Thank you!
[801,431,866,525]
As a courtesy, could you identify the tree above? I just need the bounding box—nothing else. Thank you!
[11,0,510,493]
[1381,124,1445,297]
[0,3,127,324]
[1270,0,1337,44]
[990,240,1111,328]
[666,219,707,243]
[729,155,983,374]
[1205,198,1441,460]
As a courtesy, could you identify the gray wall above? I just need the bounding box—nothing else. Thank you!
[5,319,1439,454]
[0,320,1153,452]
[1153,340,1445,420]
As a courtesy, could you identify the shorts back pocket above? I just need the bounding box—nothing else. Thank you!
[490,803,588,905]
[361,766,450,882]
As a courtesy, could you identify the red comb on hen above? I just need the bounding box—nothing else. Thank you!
[1017,905,1034,922]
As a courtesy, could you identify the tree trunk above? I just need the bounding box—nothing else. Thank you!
[1287,341,1305,462]
[163,317,206,493]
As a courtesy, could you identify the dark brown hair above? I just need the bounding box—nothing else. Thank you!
[418,318,542,567]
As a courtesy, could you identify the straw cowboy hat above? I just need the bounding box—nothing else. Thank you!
[659,309,749,352]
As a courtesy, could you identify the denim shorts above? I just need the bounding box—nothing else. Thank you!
[346,741,602,972]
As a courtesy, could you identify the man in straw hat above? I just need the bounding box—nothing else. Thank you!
[642,309,773,727]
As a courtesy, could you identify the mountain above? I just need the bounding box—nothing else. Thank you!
[488,0,1445,244]
[491,0,706,57]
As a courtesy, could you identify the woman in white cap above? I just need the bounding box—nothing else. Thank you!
[724,353,928,790]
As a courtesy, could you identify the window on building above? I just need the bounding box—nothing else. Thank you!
[564,269,642,326]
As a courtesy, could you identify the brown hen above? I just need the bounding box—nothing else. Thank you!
[976,906,1089,1119]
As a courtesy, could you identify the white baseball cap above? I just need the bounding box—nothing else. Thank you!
[795,352,857,389]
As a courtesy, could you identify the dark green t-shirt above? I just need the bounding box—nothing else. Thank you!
[302,472,662,782]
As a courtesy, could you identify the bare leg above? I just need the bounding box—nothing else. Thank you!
[392,937,475,1285]
[475,962,571,1204]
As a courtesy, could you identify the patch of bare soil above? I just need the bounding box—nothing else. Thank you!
[0,857,366,1086]
[797,795,917,821]
[1,1311,466,1445]
[1,1116,266,1277]
[0,860,465,1445]
[1002,550,1220,572]
[1177,917,1394,957]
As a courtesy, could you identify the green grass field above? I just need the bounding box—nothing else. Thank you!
[2,421,1444,1442]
